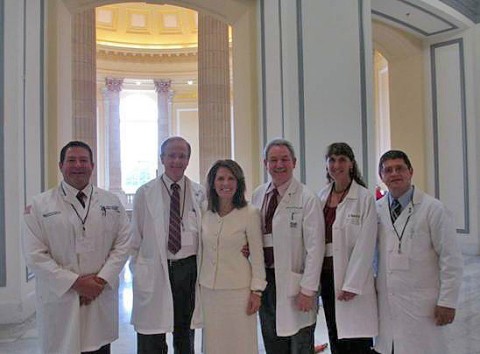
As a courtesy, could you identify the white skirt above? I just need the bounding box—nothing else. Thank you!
[200,286,259,354]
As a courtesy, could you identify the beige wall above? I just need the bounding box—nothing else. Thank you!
[373,21,427,190]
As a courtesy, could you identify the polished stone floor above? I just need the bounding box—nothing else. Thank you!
[1,255,479,354]
[0,262,330,354]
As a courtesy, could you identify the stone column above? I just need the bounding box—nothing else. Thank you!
[198,13,231,178]
[72,9,97,183]
[154,79,173,167]
[103,77,124,194]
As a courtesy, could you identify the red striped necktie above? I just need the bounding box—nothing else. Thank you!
[168,183,182,254]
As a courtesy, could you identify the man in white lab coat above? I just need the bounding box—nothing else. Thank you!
[374,150,463,354]
[23,141,131,354]
[130,136,204,354]
[252,138,324,354]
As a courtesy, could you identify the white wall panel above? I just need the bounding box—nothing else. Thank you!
[301,0,372,192]
[430,39,469,233]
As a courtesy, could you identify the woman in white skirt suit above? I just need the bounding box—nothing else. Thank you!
[198,159,267,354]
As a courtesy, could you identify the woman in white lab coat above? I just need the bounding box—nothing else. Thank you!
[317,142,378,354]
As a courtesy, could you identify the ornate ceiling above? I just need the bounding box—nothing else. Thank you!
[96,3,199,59]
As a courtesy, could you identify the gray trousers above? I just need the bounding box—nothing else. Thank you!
[259,268,315,354]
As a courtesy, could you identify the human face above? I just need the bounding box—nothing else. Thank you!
[214,167,238,203]
[161,139,190,182]
[379,158,413,198]
[264,145,296,187]
[327,154,353,184]
[59,147,94,190]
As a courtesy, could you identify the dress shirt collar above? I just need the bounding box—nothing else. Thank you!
[61,181,92,198]
[388,185,414,210]
[162,174,186,190]
[266,177,292,198]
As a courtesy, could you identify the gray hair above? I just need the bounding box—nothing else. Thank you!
[160,136,191,158]
[263,138,296,160]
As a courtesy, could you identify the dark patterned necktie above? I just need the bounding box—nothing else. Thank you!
[390,199,402,223]
[76,191,86,208]
[264,188,278,267]
[168,183,182,254]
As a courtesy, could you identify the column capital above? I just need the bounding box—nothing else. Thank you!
[105,77,124,92]
[154,79,172,94]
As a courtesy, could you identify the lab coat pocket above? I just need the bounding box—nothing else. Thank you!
[288,271,303,297]
[132,257,154,293]
[288,208,303,236]
[37,282,72,304]
[185,210,199,232]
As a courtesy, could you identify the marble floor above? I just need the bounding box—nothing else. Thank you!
[0,263,331,354]
[1,255,479,354]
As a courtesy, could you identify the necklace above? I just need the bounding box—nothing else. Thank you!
[327,181,351,207]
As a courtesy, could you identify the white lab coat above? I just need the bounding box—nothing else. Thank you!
[374,188,463,354]
[318,181,378,338]
[22,184,131,354]
[252,178,324,336]
[130,176,205,334]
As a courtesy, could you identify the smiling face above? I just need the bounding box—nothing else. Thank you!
[380,158,413,198]
[59,147,94,190]
[264,145,297,187]
[326,154,353,184]
[161,139,190,182]
[214,167,238,203]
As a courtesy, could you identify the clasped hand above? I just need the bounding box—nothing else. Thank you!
[71,274,107,306]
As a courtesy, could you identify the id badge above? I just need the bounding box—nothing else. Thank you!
[76,235,94,254]
[263,233,273,247]
[389,253,410,270]
[182,231,195,246]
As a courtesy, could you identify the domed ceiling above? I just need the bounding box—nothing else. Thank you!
[96,2,199,58]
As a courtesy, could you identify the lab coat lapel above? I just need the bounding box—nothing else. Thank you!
[145,179,167,256]
[378,196,393,230]
[59,184,87,222]
[278,179,299,213]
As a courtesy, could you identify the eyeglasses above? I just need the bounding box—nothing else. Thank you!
[381,165,410,175]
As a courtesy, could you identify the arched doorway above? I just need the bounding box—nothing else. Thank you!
[372,20,427,190]
[47,0,260,192]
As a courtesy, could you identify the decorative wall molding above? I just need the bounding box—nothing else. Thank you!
[439,0,480,23]
[372,0,458,37]
[430,38,469,233]
[97,46,197,63]
[0,0,6,287]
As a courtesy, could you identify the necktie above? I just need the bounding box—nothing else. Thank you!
[390,199,402,223]
[264,188,278,267]
[168,183,182,254]
[76,191,86,208]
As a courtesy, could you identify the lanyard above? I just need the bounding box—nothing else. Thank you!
[62,184,93,235]
[161,176,187,222]
[388,188,414,254]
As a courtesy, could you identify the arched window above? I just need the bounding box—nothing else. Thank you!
[120,90,158,193]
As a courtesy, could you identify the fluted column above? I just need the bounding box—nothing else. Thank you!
[72,9,97,183]
[154,79,173,166]
[198,13,231,178]
[103,77,123,193]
